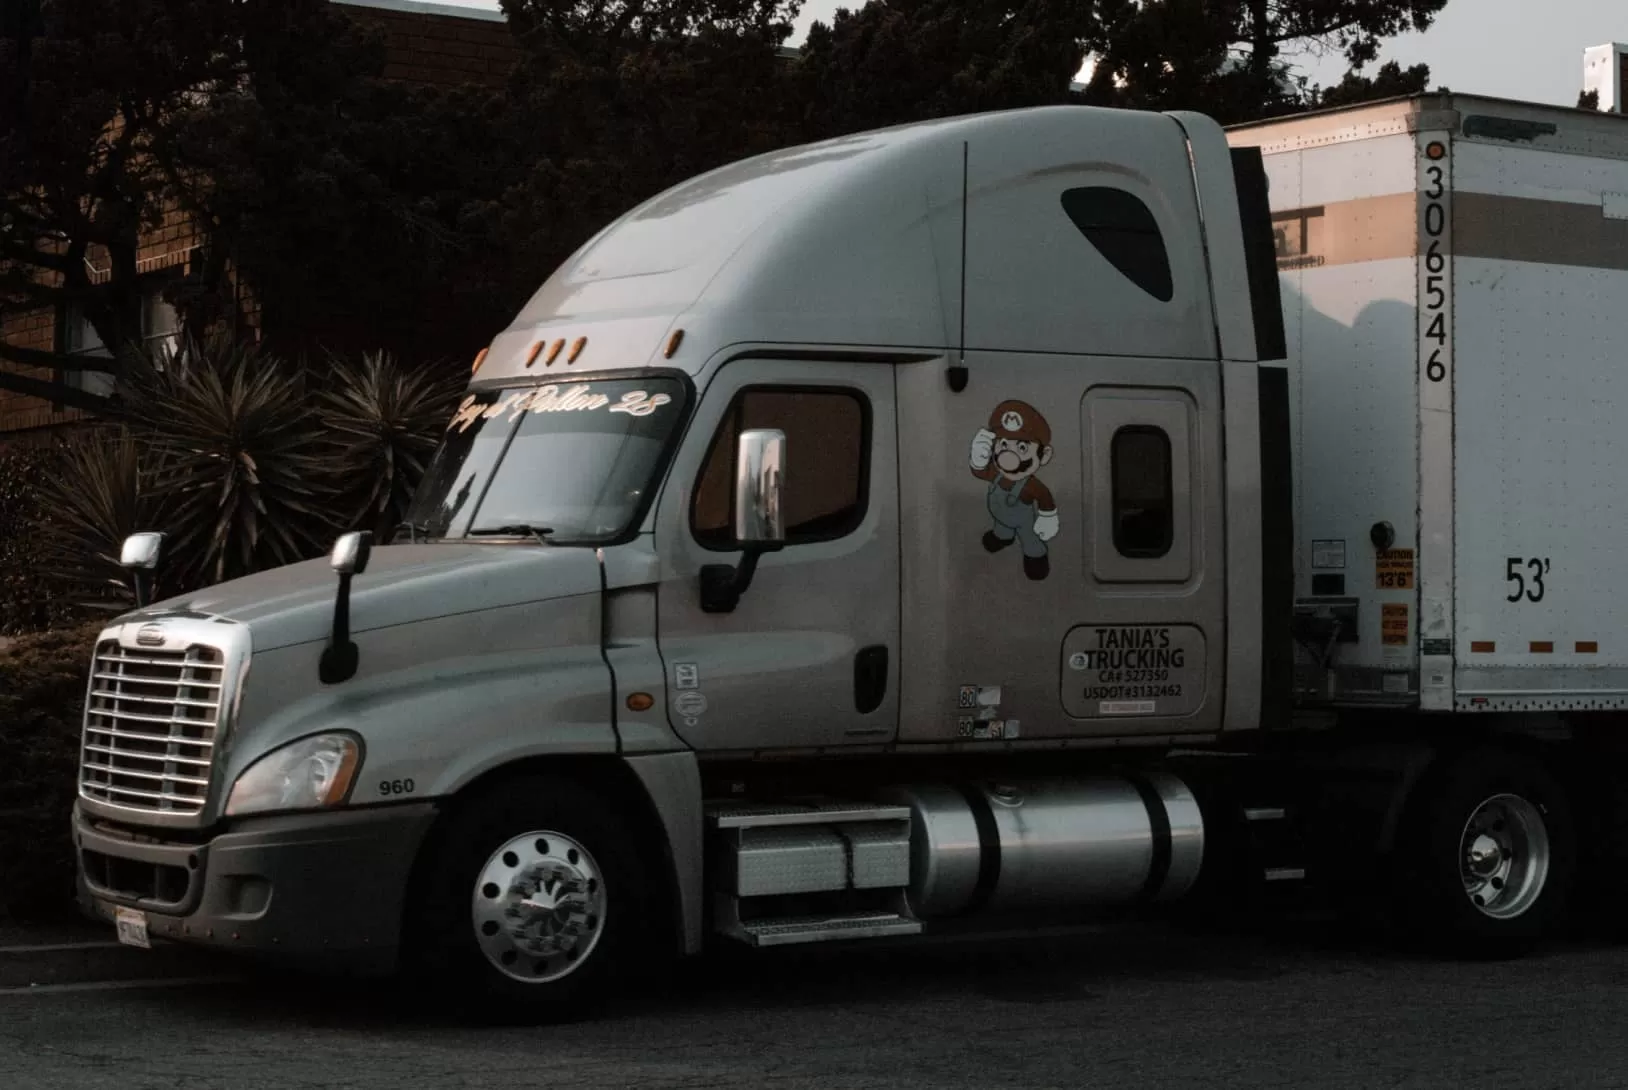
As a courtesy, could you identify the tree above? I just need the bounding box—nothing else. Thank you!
[793,0,1095,140]
[0,0,258,410]
[1083,0,1449,123]
[0,0,510,412]
[475,0,804,308]
[163,12,518,366]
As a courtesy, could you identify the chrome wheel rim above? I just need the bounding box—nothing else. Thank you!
[472,830,606,984]
[1459,793,1550,921]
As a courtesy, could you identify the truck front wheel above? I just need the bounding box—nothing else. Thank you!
[1393,747,1575,957]
[403,774,657,1022]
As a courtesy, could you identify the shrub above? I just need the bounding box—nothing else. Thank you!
[0,621,102,921]
[0,445,81,635]
[318,349,466,540]
[122,337,338,589]
[25,337,463,605]
[33,429,177,616]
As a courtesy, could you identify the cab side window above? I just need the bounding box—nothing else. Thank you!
[692,388,868,548]
[1111,425,1173,558]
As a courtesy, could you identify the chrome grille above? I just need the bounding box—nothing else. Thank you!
[80,640,226,816]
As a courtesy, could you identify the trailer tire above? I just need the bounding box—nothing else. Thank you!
[1392,747,1575,958]
[401,774,658,1023]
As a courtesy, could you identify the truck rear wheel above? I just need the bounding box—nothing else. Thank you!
[403,775,657,1022]
[1393,747,1575,957]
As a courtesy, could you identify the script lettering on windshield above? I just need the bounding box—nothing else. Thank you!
[449,384,674,433]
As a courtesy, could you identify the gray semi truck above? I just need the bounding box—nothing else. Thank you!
[72,93,1628,1020]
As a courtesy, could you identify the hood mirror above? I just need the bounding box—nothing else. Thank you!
[700,428,786,613]
[330,530,373,576]
[320,530,373,685]
[119,532,165,608]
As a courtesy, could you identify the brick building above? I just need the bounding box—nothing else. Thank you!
[0,0,520,445]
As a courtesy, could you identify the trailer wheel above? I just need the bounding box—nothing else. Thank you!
[1394,748,1575,957]
[402,774,657,1022]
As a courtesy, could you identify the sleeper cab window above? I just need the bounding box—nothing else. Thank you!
[691,387,869,549]
[1111,425,1174,559]
[1060,186,1174,302]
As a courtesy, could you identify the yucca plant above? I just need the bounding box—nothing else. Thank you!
[120,336,340,590]
[317,349,466,540]
[29,428,176,613]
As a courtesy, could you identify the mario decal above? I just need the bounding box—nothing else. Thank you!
[969,400,1058,581]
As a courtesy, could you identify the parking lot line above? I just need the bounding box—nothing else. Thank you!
[0,975,239,997]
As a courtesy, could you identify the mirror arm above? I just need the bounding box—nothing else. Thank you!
[699,541,782,614]
[319,571,360,684]
[319,530,372,685]
[132,570,151,610]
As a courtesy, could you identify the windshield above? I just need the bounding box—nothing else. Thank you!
[403,376,687,545]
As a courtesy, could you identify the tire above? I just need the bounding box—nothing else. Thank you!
[1390,746,1575,958]
[402,774,661,1023]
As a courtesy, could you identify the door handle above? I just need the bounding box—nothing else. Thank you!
[854,645,889,714]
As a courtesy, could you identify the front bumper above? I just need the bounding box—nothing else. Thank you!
[73,800,438,975]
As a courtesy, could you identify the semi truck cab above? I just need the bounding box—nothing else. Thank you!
[71,102,1439,1020]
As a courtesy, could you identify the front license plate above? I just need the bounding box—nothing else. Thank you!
[114,906,151,949]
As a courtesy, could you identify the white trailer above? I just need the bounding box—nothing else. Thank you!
[1228,93,1628,715]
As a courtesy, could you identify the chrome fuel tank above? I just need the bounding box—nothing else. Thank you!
[878,774,1205,918]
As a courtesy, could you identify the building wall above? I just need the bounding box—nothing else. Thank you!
[343,1,519,88]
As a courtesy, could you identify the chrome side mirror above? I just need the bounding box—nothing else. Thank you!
[701,429,787,613]
[119,532,164,608]
[120,532,164,571]
[330,530,373,576]
[732,428,786,545]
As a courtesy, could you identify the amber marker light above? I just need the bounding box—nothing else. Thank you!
[545,339,564,366]
[665,329,685,358]
[568,336,587,363]
[524,341,544,368]
[626,692,655,712]
[1426,141,1446,161]
[471,346,489,374]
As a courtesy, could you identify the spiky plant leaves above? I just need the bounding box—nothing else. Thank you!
[120,336,340,589]
[30,428,175,613]
[317,349,466,539]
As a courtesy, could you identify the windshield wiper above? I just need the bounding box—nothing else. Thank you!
[392,520,432,544]
[469,524,556,545]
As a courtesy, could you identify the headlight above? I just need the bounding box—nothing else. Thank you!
[224,732,362,817]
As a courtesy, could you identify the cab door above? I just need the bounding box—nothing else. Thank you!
[1062,370,1227,735]
[654,358,900,752]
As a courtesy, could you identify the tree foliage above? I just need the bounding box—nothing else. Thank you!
[1,0,1453,416]
[1082,0,1447,122]
[793,0,1093,139]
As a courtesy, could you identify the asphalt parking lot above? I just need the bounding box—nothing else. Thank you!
[5,912,1628,1090]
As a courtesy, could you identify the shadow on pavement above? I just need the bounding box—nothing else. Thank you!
[100,909,1555,1032]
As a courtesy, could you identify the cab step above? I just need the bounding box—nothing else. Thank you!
[709,801,912,829]
[725,911,923,948]
[1242,804,1309,885]
[707,800,914,897]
